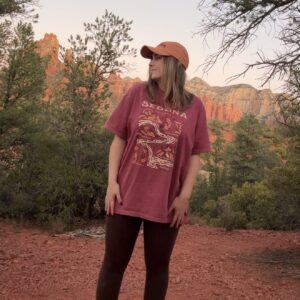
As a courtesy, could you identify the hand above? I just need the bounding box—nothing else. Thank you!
[105,182,122,215]
[168,194,189,228]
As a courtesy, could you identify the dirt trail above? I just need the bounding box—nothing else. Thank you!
[0,219,299,300]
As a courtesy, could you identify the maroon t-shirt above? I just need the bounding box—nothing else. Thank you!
[104,82,211,223]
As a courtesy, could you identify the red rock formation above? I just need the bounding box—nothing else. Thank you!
[107,75,242,124]
[36,33,63,76]
[36,34,64,101]
[107,73,140,102]
[201,97,242,123]
[36,33,277,129]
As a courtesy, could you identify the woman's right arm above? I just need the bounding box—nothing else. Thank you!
[105,135,126,215]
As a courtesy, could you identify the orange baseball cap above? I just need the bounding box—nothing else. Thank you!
[140,41,189,69]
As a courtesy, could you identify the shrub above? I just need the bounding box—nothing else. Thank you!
[203,182,278,230]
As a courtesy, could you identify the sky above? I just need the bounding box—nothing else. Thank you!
[32,0,285,92]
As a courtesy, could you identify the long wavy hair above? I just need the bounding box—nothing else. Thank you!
[145,56,193,110]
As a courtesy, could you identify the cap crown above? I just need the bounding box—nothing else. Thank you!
[141,41,189,69]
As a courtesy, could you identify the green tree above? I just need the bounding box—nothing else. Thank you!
[0,22,47,171]
[0,0,46,220]
[0,0,38,65]
[0,0,37,17]
[217,181,277,230]
[0,10,136,228]
[190,175,209,215]
[0,23,48,222]
[55,10,135,168]
[226,114,277,186]
[204,119,230,199]
[266,133,300,229]
[195,1,299,229]
[19,11,136,226]
[190,120,229,218]
[52,11,135,216]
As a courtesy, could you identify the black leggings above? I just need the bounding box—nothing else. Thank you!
[96,214,179,300]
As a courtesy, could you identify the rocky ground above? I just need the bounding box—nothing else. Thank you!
[0,219,299,299]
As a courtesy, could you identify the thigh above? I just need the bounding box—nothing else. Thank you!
[143,220,179,268]
[103,214,142,267]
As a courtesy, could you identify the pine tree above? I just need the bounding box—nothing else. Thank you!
[226,114,277,186]
[0,22,47,171]
[29,11,137,224]
[0,21,48,219]
[204,119,229,199]
[266,128,300,229]
[0,0,38,65]
[0,0,37,17]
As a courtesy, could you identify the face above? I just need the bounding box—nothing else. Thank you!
[149,53,163,81]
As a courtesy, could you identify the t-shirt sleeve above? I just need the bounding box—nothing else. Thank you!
[192,101,211,154]
[104,85,136,141]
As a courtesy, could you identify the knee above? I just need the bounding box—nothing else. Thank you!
[102,256,128,274]
[146,260,169,275]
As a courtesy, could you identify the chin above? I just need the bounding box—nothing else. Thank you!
[150,75,161,81]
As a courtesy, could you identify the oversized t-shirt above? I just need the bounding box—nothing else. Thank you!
[104,82,211,223]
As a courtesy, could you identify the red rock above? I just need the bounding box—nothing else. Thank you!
[36,33,63,77]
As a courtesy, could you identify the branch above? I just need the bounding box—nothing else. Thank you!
[196,0,299,83]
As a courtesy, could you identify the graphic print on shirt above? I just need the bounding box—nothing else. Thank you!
[133,101,187,171]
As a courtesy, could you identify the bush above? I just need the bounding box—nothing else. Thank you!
[218,199,248,230]
[0,189,37,219]
[189,175,209,215]
[0,123,111,228]
[203,182,278,230]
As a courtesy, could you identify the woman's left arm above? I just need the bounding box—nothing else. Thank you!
[169,154,201,228]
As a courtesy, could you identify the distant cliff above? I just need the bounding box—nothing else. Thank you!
[186,77,278,124]
[36,33,279,124]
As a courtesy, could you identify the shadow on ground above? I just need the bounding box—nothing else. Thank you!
[239,249,300,280]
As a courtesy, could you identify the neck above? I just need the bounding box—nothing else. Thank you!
[159,84,165,91]
[155,79,164,91]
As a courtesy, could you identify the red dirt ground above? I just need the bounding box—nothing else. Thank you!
[0,219,299,300]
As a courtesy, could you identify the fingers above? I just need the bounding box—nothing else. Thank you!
[109,198,115,215]
[105,197,108,213]
[116,190,122,205]
[170,212,183,229]
[105,195,115,215]
[105,193,122,215]
[170,216,176,228]
[105,198,113,215]
[168,203,174,214]
[105,184,122,215]
[169,199,184,228]
[169,204,177,228]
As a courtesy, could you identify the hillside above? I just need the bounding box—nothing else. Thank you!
[37,33,279,125]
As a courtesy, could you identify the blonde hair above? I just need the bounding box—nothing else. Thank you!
[145,56,193,110]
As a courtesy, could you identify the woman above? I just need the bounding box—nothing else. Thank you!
[96,41,211,300]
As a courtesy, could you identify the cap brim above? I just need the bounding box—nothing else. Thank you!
[140,45,167,59]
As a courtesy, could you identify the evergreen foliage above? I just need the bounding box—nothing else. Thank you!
[0,0,37,18]
[203,119,230,198]
[212,181,277,230]
[190,119,229,214]
[194,0,299,230]
[0,9,136,228]
[190,115,299,230]
[226,114,278,186]
[0,1,298,231]
[266,132,300,229]
[0,21,47,171]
